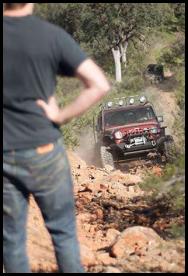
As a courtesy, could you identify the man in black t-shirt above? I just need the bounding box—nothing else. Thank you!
[3,3,110,273]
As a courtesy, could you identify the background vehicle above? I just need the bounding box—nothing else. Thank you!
[93,96,175,169]
[143,64,164,84]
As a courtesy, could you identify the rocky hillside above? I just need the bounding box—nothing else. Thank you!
[27,151,185,273]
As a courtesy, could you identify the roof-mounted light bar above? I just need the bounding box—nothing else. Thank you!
[129,98,135,105]
[103,95,148,110]
[139,96,147,104]
[107,101,113,108]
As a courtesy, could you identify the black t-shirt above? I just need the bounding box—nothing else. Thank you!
[3,15,87,151]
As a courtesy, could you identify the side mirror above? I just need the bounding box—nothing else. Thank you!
[157,116,163,123]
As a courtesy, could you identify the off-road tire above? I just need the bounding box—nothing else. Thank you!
[163,138,176,163]
[100,146,115,169]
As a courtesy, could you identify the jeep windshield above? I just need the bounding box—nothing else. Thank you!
[104,106,156,127]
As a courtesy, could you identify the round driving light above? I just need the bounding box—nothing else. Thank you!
[119,100,124,106]
[129,98,135,105]
[107,101,113,108]
[150,127,158,134]
[114,131,123,139]
[140,96,147,104]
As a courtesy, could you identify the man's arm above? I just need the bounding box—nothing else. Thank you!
[37,59,111,125]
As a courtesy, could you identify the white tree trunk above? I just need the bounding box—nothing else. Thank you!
[112,47,122,82]
[120,41,128,68]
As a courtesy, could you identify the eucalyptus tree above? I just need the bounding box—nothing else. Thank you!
[35,3,174,82]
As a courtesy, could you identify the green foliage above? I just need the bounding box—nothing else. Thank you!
[175,68,185,111]
[75,3,173,57]
[35,3,84,37]
[138,152,185,240]
[156,31,185,153]
[34,3,178,81]
[142,154,184,186]
[170,3,185,32]
[140,154,185,214]
[169,224,185,239]
[34,3,184,67]
[157,36,185,68]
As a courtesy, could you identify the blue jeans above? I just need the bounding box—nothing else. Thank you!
[3,139,85,273]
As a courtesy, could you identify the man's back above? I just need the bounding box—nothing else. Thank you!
[3,15,86,151]
[3,4,110,273]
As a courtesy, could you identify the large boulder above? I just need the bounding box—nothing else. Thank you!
[111,226,163,259]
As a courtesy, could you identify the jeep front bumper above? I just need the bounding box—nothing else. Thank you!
[114,141,157,156]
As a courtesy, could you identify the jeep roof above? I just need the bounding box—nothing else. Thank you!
[100,95,150,111]
[102,103,153,113]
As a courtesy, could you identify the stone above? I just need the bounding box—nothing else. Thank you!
[106,228,120,243]
[80,244,97,267]
[105,266,121,273]
[111,226,162,258]
[104,165,114,172]
[95,208,104,220]
[96,252,117,266]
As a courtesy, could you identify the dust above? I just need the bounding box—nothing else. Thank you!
[74,128,101,167]
[142,83,180,139]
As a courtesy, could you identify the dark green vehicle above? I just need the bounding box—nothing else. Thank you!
[144,64,164,84]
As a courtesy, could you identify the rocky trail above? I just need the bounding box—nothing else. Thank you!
[26,79,184,273]
[27,151,185,273]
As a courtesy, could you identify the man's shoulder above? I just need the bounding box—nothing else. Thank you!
[33,15,66,35]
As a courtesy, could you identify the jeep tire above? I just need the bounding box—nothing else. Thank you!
[163,138,176,163]
[100,146,115,169]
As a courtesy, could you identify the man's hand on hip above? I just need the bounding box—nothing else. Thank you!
[36,96,66,125]
[37,59,111,126]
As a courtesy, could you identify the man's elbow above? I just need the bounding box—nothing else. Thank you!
[98,81,111,97]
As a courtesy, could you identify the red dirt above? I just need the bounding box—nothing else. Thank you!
[26,152,185,273]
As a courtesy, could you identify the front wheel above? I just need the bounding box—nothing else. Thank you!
[163,138,176,163]
[100,146,115,170]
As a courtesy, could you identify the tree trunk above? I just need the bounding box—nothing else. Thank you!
[112,47,122,82]
[120,41,128,68]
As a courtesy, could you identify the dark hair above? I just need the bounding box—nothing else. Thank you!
[4,3,28,10]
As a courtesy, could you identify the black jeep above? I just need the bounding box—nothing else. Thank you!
[143,64,164,84]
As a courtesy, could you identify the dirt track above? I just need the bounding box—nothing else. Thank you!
[25,80,184,273]
[27,151,184,273]
[144,74,181,145]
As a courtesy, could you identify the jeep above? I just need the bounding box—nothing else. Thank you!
[93,96,175,169]
[143,64,164,84]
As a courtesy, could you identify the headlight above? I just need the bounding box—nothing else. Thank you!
[150,127,158,134]
[140,96,147,104]
[114,131,123,139]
